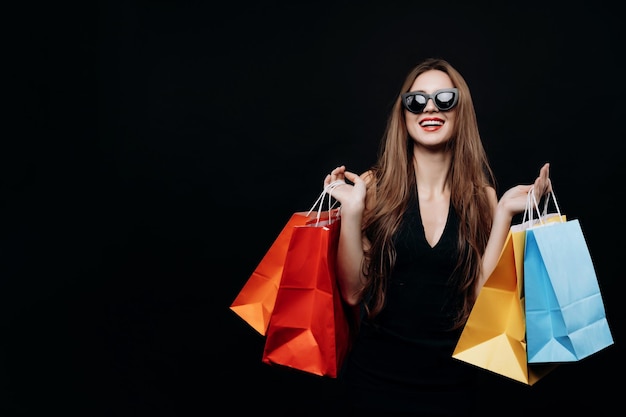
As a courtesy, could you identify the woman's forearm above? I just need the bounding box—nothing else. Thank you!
[336,205,367,306]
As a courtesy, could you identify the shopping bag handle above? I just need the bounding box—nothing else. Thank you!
[306,180,345,225]
[529,181,563,226]
[521,186,534,225]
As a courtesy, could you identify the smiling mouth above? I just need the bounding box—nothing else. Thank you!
[419,119,444,127]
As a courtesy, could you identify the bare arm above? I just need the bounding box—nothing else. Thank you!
[324,166,371,306]
[477,162,551,295]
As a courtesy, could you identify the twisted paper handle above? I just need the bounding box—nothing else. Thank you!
[529,180,562,226]
[306,180,345,226]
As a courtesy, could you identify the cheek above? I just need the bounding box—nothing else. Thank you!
[445,112,457,129]
[448,109,458,122]
[404,111,420,125]
[404,114,418,129]
[405,121,423,141]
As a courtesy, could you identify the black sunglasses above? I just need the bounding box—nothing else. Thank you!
[401,88,459,113]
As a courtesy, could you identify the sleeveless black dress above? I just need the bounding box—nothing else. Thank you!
[339,190,479,416]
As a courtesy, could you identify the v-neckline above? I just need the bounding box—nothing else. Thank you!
[415,190,451,249]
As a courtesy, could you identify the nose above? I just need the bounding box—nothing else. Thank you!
[423,98,437,112]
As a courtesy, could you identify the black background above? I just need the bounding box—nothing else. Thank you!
[4,1,624,416]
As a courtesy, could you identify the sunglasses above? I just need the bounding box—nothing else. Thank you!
[401,88,459,113]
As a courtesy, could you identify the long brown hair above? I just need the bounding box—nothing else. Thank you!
[361,58,496,329]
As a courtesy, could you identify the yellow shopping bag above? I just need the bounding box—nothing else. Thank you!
[452,218,560,385]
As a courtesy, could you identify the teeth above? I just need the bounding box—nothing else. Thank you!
[420,120,443,127]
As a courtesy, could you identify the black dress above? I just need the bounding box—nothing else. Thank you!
[338,190,479,416]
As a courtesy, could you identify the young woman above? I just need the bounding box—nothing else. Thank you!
[324,57,550,416]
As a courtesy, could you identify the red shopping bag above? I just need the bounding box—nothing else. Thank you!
[229,213,310,335]
[229,204,346,336]
[261,207,353,377]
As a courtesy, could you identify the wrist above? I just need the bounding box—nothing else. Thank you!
[494,201,515,224]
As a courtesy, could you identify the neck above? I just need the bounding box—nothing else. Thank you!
[412,150,451,196]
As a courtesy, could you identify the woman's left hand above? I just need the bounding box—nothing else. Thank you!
[532,162,551,197]
[498,163,551,216]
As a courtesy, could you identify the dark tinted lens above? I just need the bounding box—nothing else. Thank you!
[435,91,456,110]
[405,94,427,113]
[402,89,458,113]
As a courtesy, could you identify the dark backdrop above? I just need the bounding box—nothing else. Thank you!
[4,1,624,416]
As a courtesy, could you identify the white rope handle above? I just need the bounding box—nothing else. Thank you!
[521,186,534,225]
[530,181,562,227]
[306,180,345,225]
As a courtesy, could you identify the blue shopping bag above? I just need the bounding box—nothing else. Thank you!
[524,212,614,363]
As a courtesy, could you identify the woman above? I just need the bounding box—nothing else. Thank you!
[324,58,550,416]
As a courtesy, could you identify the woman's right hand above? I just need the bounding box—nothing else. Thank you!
[324,165,367,214]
